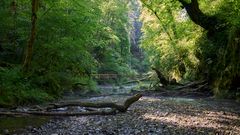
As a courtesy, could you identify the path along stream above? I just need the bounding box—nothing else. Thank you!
[0,83,240,135]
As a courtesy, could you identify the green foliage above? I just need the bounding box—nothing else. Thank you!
[140,0,240,99]
[96,0,133,76]
[195,1,240,98]
[140,0,201,81]
[0,67,53,107]
[212,26,240,98]
[0,0,138,106]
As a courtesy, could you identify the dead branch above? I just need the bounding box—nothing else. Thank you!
[174,80,206,90]
[192,83,209,92]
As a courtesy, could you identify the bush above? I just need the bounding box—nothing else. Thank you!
[0,67,53,107]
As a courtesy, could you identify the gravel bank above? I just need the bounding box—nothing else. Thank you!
[21,95,240,135]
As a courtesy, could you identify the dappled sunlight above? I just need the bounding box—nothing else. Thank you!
[139,96,163,102]
[135,96,240,134]
[142,109,240,134]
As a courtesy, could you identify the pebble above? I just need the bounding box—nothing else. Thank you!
[3,129,9,135]
[19,95,240,135]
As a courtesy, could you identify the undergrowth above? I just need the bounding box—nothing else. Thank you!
[0,67,98,107]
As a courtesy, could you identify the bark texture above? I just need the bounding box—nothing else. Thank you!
[23,0,38,71]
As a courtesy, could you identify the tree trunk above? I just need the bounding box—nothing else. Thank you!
[152,67,169,86]
[10,0,17,15]
[178,0,226,33]
[23,0,38,72]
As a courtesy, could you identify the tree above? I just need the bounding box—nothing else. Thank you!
[140,0,240,98]
[140,0,198,82]
[177,0,240,97]
[0,0,139,106]
[23,0,39,72]
[178,0,226,34]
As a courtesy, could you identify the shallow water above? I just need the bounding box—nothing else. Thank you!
[168,97,196,102]
[0,82,150,134]
[0,116,49,134]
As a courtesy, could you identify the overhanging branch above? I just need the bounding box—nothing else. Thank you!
[178,0,224,32]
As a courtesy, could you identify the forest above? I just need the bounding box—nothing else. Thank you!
[0,0,240,134]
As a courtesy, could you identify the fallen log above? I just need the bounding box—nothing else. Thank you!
[174,80,206,90]
[47,94,142,112]
[170,82,211,97]
[0,109,117,116]
[0,94,142,116]
[152,67,169,86]
[192,83,209,92]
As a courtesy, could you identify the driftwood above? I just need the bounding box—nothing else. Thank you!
[47,94,142,112]
[192,83,208,92]
[172,81,210,97]
[0,110,117,116]
[0,94,142,116]
[152,79,211,97]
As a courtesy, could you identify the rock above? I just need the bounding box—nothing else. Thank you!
[19,94,240,135]
[148,128,155,133]
[26,126,33,130]
[56,107,67,111]
[119,86,125,89]
[3,129,9,135]
[31,128,38,133]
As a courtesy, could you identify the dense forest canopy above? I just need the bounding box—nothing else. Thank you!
[0,0,240,107]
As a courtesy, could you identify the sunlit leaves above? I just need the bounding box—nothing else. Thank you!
[140,0,202,80]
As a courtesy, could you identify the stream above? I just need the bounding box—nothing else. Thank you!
[0,83,147,134]
[0,116,49,134]
[1,82,240,135]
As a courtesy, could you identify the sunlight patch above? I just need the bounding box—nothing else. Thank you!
[140,97,163,102]
[142,112,240,134]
